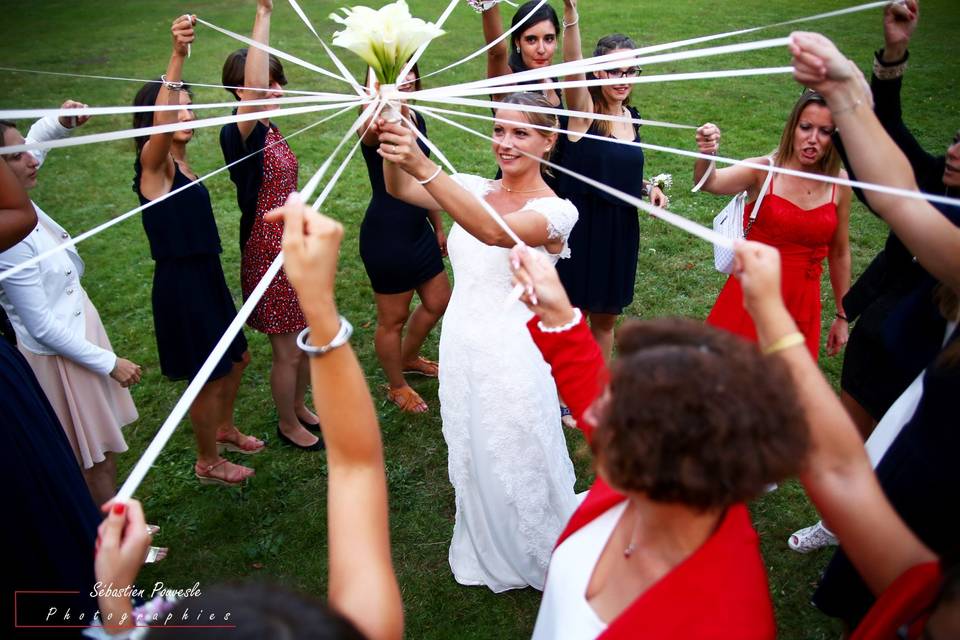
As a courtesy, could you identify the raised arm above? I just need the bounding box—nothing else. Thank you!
[482,3,512,81]
[734,240,935,595]
[24,100,89,168]
[560,0,591,117]
[378,120,562,250]
[0,160,36,251]
[236,0,274,139]
[693,123,766,196]
[825,181,852,356]
[265,195,402,640]
[791,31,960,292]
[138,15,194,189]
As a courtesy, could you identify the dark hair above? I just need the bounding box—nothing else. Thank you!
[508,1,560,73]
[167,581,367,639]
[592,318,809,511]
[131,79,193,154]
[497,92,559,175]
[221,48,288,100]
[0,120,19,148]
[587,34,637,137]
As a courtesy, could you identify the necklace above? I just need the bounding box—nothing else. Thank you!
[500,180,549,194]
[623,502,641,558]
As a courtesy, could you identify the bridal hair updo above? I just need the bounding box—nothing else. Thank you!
[592,318,810,510]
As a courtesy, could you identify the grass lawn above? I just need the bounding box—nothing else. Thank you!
[3,1,958,637]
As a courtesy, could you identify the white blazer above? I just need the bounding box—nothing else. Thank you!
[0,116,116,375]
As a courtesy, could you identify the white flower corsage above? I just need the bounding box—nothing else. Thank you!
[649,173,673,192]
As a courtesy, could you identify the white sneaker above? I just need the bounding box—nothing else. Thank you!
[787,522,838,553]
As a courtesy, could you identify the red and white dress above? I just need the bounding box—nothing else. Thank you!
[241,126,306,334]
[528,315,777,639]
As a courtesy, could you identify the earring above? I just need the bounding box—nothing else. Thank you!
[515,45,520,54]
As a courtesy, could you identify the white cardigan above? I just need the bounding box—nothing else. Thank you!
[0,117,116,375]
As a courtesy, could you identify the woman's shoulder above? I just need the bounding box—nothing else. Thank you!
[451,173,494,196]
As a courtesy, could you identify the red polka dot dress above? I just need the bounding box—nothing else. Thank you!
[241,125,306,335]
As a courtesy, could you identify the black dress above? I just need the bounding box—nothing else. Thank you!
[1,338,101,626]
[134,161,247,382]
[837,52,956,420]
[359,115,443,295]
[555,107,644,315]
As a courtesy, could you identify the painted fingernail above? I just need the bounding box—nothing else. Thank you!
[113,503,126,516]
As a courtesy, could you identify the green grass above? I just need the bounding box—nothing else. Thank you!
[3,1,958,637]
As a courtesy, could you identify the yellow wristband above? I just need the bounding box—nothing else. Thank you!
[762,332,805,355]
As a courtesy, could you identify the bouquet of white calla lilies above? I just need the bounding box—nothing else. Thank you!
[330,0,445,85]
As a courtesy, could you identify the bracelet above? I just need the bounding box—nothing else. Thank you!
[835,312,849,322]
[160,74,184,91]
[538,307,583,333]
[297,316,353,356]
[762,332,805,356]
[417,165,443,186]
[563,15,579,29]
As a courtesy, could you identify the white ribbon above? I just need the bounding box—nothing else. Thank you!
[0,99,365,155]
[413,104,960,210]
[396,0,461,86]
[195,16,349,86]
[0,105,362,285]
[117,100,382,501]
[0,65,333,96]
[0,93,363,121]
[412,0,549,84]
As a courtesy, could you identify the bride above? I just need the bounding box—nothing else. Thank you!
[379,92,579,592]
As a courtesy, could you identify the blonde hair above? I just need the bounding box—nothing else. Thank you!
[773,91,841,177]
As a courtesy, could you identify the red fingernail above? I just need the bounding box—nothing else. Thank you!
[113,503,126,516]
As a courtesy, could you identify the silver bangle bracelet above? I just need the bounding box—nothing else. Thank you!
[160,74,184,91]
[417,165,443,186]
[297,316,353,357]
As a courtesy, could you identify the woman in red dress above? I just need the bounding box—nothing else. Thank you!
[694,91,852,360]
[219,0,320,451]
[509,244,808,639]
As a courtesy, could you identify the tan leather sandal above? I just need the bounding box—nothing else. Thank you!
[385,385,428,413]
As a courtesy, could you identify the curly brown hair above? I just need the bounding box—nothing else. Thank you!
[592,318,809,510]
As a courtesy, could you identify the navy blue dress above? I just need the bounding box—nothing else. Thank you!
[555,107,644,315]
[359,115,443,294]
[2,338,101,624]
[134,161,247,381]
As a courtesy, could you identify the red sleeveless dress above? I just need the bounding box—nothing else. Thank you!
[707,178,838,360]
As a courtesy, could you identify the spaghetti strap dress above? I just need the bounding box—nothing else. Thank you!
[135,160,248,382]
[359,114,444,294]
[555,107,644,315]
[707,178,838,359]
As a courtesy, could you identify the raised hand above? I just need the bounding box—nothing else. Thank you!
[58,100,90,129]
[171,14,196,58]
[509,244,576,327]
[883,0,918,59]
[110,357,142,387]
[258,0,274,11]
[377,119,433,180]
[696,123,721,155]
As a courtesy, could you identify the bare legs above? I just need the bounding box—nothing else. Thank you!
[841,390,879,441]
[269,333,319,447]
[373,272,450,411]
[82,453,117,507]
[588,312,618,360]
[191,355,255,483]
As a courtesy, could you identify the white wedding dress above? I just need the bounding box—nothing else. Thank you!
[440,173,580,592]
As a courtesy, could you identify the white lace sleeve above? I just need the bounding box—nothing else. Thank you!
[451,173,494,198]
[524,197,579,259]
